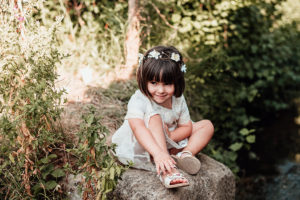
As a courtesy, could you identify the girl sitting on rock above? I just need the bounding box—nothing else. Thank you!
[112,45,214,188]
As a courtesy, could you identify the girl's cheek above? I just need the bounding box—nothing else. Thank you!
[167,85,175,91]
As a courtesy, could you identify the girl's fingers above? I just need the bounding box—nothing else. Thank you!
[156,164,160,175]
[165,162,172,172]
[167,160,174,169]
[171,158,176,164]
[155,155,175,174]
[159,162,166,174]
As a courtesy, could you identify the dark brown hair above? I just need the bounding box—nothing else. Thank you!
[137,46,185,98]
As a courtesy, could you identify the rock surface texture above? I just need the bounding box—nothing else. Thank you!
[113,153,235,200]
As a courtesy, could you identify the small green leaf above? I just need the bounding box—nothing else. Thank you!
[51,168,65,178]
[109,167,115,180]
[229,142,243,151]
[228,151,238,161]
[87,115,94,125]
[41,157,50,164]
[246,135,256,143]
[41,164,54,179]
[48,154,57,159]
[9,154,15,164]
[33,183,42,194]
[172,14,181,23]
[45,180,57,190]
[239,128,249,136]
[249,152,257,159]
[116,166,121,176]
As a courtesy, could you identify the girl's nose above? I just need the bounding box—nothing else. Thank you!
[157,85,164,93]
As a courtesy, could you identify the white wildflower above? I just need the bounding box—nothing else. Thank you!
[138,53,144,65]
[148,50,160,59]
[181,64,187,73]
[55,15,64,23]
[171,53,180,62]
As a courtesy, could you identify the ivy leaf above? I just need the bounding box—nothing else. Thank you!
[229,142,243,151]
[239,128,250,136]
[246,135,256,143]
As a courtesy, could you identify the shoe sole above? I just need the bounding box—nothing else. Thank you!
[171,155,201,175]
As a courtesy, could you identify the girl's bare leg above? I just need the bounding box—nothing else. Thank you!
[182,120,214,156]
[148,114,168,154]
[148,114,187,184]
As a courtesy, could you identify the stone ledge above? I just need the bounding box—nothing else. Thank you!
[113,153,235,200]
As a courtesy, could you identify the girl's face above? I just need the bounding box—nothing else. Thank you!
[147,81,175,108]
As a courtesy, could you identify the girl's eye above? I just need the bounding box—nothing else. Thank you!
[150,81,157,85]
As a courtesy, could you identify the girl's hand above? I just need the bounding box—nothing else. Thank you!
[153,152,176,175]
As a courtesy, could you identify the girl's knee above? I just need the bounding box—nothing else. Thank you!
[202,120,214,131]
[194,119,214,135]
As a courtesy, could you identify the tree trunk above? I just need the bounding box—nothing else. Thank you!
[119,0,140,80]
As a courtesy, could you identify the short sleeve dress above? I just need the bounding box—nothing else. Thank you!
[111,90,191,171]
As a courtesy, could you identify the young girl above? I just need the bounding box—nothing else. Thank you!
[112,46,214,188]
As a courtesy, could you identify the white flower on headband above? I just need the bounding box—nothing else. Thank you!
[181,64,187,73]
[148,50,160,59]
[171,53,180,62]
[138,53,144,65]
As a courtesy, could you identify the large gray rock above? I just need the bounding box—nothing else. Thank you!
[113,153,235,200]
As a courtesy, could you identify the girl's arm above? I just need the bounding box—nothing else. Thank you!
[167,120,193,142]
[166,95,193,142]
[128,118,175,174]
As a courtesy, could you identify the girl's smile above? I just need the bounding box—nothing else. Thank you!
[147,81,175,108]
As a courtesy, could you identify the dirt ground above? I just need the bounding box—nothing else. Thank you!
[56,67,137,143]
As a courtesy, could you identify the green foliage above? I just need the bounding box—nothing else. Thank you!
[140,0,300,173]
[0,1,126,199]
[37,0,128,72]
[0,0,67,198]
[72,106,128,200]
[2,3,299,198]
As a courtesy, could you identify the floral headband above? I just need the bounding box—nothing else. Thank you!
[138,50,187,73]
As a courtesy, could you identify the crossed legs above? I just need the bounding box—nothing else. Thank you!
[148,115,214,183]
[148,115,214,156]
[148,114,187,184]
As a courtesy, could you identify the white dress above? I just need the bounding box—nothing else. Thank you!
[111,90,191,171]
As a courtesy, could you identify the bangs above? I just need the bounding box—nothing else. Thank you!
[145,60,176,84]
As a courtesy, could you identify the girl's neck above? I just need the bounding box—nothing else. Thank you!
[154,96,172,109]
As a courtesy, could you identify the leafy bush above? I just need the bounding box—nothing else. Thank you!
[40,0,299,175]
[0,0,66,198]
[140,0,300,173]
[72,106,128,200]
[0,1,126,199]
[37,0,128,73]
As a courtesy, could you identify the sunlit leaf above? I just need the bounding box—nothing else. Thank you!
[246,135,256,143]
[229,143,243,151]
